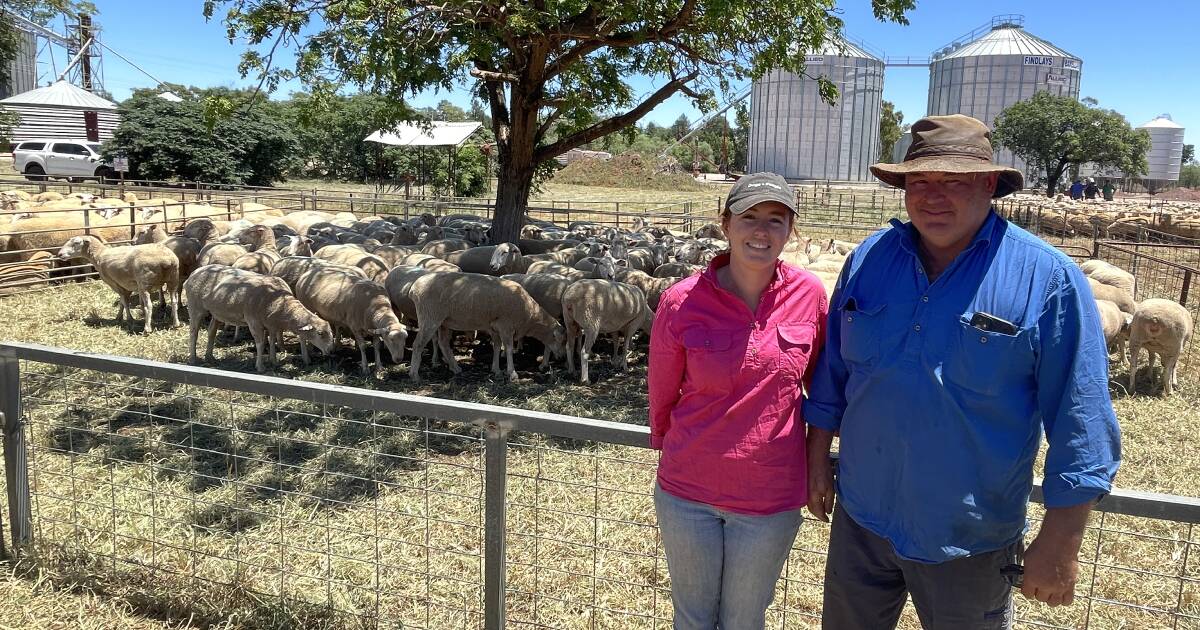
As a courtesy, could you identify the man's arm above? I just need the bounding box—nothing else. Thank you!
[806,425,836,521]
[1025,264,1121,606]
[803,270,850,521]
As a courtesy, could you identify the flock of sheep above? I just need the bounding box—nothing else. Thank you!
[1008,194,1200,241]
[0,187,1194,394]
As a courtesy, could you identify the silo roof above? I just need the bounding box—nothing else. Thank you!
[812,36,881,61]
[0,80,117,110]
[1140,116,1184,129]
[939,25,1077,60]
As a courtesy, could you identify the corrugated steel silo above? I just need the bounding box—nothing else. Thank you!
[0,30,37,100]
[1139,115,1185,182]
[748,37,885,182]
[926,16,1081,174]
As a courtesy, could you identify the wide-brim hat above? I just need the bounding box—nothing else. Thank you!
[870,114,1023,198]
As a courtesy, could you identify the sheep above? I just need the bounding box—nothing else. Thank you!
[614,268,680,311]
[561,279,652,383]
[184,265,335,372]
[56,235,180,333]
[162,235,203,282]
[370,244,421,269]
[197,241,248,267]
[2,213,131,251]
[32,191,64,203]
[1080,259,1136,295]
[499,273,573,320]
[314,244,390,283]
[1128,298,1193,396]
[1095,299,1132,362]
[444,243,525,275]
[399,252,462,272]
[292,266,408,376]
[407,272,566,382]
[0,251,54,295]
[654,262,702,278]
[0,233,33,264]
[271,256,368,293]
[518,238,580,255]
[1087,277,1136,315]
[133,223,169,244]
[277,235,314,257]
[422,238,473,257]
[232,225,282,275]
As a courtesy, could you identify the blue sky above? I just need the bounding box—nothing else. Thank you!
[42,1,1200,145]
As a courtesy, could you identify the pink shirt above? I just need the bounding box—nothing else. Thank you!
[649,254,827,515]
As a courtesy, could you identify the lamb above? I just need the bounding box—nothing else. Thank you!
[1095,299,1132,362]
[292,267,408,376]
[1128,298,1193,396]
[407,272,566,382]
[561,279,652,383]
[133,223,169,244]
[1079,259,1136,295]
[184,265,334,371]
[1087,277,1136,315]
[56,235,180,333]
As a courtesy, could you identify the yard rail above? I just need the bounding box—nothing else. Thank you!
[0,342,1198,628]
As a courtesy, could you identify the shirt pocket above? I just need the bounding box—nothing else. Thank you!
[681,328,741,392]
[775,322,817,381]
[944,316,1034,397]
[839,302,888,371]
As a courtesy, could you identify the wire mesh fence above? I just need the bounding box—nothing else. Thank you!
[1,343,1199,629]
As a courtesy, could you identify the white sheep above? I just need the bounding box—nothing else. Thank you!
[407,272,566,383]
[1129,298,1194,396]
[444,243,524,275]
[1087,277,1136,315]
[231,225,282,275]
[292,266,408,376]
[1080,259,1136,295]
[1095,299,1132,363]
[56,235,180,333]
[561,279,652,383]
[184,265,334,372]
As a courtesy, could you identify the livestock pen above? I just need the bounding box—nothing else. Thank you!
[0,344,1198,629]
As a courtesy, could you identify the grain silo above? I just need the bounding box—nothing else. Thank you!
[1139,115,1185,182]
[0,30,37,100]
[926,15,1081,174]
[748,37,885,182]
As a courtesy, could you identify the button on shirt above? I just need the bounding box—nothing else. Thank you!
[650,254,828,515]
[803,211,1121,563]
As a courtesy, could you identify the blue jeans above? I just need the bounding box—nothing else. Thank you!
[654,483,803,629]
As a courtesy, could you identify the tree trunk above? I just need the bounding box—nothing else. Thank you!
[493,158,533,244]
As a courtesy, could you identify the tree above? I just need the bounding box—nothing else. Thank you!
[206,0,915,243]
[1181,163,1200,189]
[993,92,1150,197]
[1182,144,1194,166]
[878,100,903,162]
[1,2,94,85]
[106,89,298,186]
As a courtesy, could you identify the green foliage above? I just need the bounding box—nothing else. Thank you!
[105,89,299,186]
[1182,144,1194,166]
[0,107,19,144]
[0,2,96,87]
[993,92,1150,196]
[878,100,904,163]
[205,0,915,242]
[1180,163,1200,189]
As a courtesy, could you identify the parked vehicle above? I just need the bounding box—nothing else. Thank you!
[11,139,115,182]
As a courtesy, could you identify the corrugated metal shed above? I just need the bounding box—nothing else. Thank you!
[0,81,121,144]
[0,31,37,100]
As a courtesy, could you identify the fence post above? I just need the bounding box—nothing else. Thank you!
[483,422,508,630]
[1182,269,1193,308]
[0,348,30,558]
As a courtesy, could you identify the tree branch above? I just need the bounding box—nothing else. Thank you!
[533,70,699,162]
[470,67,519,83]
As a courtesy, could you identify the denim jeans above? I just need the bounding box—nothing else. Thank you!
[654,483,803,630]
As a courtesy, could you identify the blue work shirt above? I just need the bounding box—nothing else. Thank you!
[803,210,1121,564]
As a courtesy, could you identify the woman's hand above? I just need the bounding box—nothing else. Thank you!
[806,426,836,521]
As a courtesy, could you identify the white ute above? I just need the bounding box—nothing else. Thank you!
[11,139,115,182]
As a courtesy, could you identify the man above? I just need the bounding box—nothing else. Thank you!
[1069,179,1085,200]
[1103,180,1116,201]
[804,114,1121,629]
[1084,178,1100,200]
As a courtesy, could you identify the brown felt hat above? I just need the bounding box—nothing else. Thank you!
[870,114,1024,198]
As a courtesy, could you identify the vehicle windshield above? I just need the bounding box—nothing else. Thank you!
[87,143,103,154]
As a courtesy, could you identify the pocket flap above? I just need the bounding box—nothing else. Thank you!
[777,323,816,348]
[681,328,733,351]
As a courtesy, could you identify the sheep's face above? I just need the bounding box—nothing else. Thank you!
[490,244,519,272]
[300,321,335,354]
[133,225,161,245]
[592,258,617,281]
[95,205,124,220]
[377,326,408,363]
[140,206,163,221]
[57,237,89,259]
[548,325,567,358]
[465,225,488,245]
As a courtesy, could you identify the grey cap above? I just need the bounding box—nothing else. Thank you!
[725,172,797,216]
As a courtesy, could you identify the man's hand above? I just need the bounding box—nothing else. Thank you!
[1020,502,1092,606]
[806,426,836,522]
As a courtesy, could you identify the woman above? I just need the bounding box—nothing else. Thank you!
[649,172,827,629]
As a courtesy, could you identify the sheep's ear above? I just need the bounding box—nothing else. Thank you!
[299,325,314,332]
